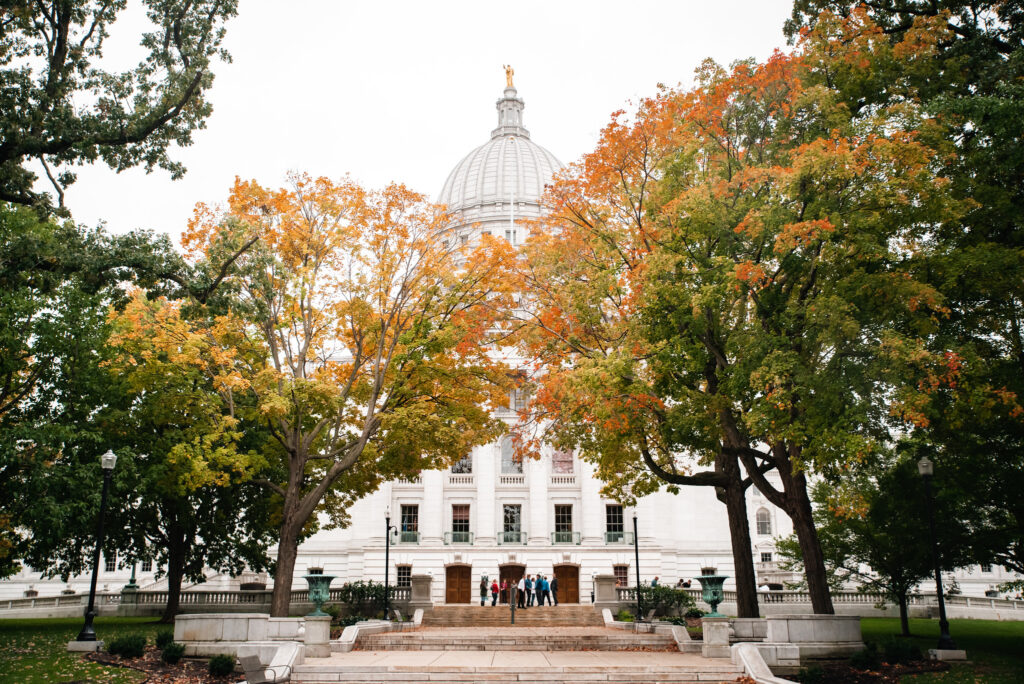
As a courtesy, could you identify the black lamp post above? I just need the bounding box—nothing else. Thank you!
[918,456,957,651]
[75,450,117,643]
[633,511,642,620]
[384,507,397,620]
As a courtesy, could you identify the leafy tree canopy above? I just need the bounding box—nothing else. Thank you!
[0,0,238,213]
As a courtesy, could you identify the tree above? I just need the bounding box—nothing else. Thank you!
[785,0,1024,588]
[520,20,966,614]
[777,459,975,636]
[0,0,238,212]
[180,174,517,616]
[515,91,767,618]
[0,202,189,577]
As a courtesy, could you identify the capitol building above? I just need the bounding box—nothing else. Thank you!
[3,79,1015,604]
[288,80,795,605]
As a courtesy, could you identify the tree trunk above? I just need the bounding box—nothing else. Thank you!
[160,522,187,624]
[720,458,760,618]
[270,521,301,617]
[787,478,834,614]
[897,591,910,636]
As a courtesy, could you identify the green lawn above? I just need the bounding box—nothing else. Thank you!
[0,617,167,684]
[860,618,1024,683]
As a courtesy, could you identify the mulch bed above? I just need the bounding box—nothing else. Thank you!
[83,646,236,683]
[789,660,951,683]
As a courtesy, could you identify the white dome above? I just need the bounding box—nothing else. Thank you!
[438,87,563,238]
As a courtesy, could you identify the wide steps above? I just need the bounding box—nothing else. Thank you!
[358,632,675,651]
[293,666,743,683]
[423,605,604,627]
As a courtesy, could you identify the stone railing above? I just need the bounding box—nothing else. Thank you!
[946,594,1022,610]
[393,474,422,486]
[610,587,1023,609]
[447,473,474,486]
[1,584,417,617]
[550,474,576,486]
[498,474,525,486]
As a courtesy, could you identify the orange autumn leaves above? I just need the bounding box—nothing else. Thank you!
[110,174,520,498]
[517,9,969,471]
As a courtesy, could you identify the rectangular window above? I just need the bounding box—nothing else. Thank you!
[451,454,472,473]
[396,565,412,587]
[981,564,993,573]
[452,505,470,532]
[141,560,153,573]
[555,504,573,532]
[400,505,419,542]
[761,552,773,563]
[606,504,624,541]
[613,565,629,587]
[104,553,116,573]
[552,450,574,474]
[501,437,523,474]
[460,234,468,245]
[503,504,521,533]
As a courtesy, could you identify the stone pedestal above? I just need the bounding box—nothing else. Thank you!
[593,574,618,609]
[66,640,104,652]
[303,616,331,658]
[409,574,433,611]
[702,617,733,658]
[929,648,968,661]
[765,614,864,660]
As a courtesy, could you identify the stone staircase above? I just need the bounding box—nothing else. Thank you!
[357,627,676,651]
[294,650,745,683]
[422,604,604,627]
[293,663,745,682]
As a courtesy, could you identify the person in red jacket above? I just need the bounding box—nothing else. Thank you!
[490,579,499,606]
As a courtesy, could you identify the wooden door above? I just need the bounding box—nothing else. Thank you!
[554,564,579,604]
[499,564,525,604]
[445,565,471,604]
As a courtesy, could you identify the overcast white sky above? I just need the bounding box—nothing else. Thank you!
[56,0,796,243]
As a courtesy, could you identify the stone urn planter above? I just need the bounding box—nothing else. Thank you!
[303,572,336,617]
[696,570,727,617]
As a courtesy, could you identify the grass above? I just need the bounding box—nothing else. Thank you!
[860,617,1024,683]
[0,617,166,684]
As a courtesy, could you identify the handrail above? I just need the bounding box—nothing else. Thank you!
[604,531,634,544]
[497,531,527,545]
[443,531,474,545]
[551,531,581,545]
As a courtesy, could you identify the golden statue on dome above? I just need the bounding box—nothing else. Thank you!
[503,64,514,88]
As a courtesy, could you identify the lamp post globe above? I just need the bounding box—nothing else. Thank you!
[918,456,957,651]
[74,450,117,645]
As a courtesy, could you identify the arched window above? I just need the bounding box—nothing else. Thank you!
[756,509,772,536]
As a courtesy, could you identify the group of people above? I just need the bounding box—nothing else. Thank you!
[481,574,558,607]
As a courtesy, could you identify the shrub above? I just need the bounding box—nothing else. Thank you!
[336,615,365,628]
[882,637,923,665]
[107,634,146,658]
[615,609,634,622]
[684,607,706,619]
[799,665,826,684]
[850,642,881,670]
[155,629,174,650]
[322,603,341,621]
[208,653,236,676]
[636,585,697,617]
[335,580,387,611]
[664,616,688,625]
[161,641,186,664]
